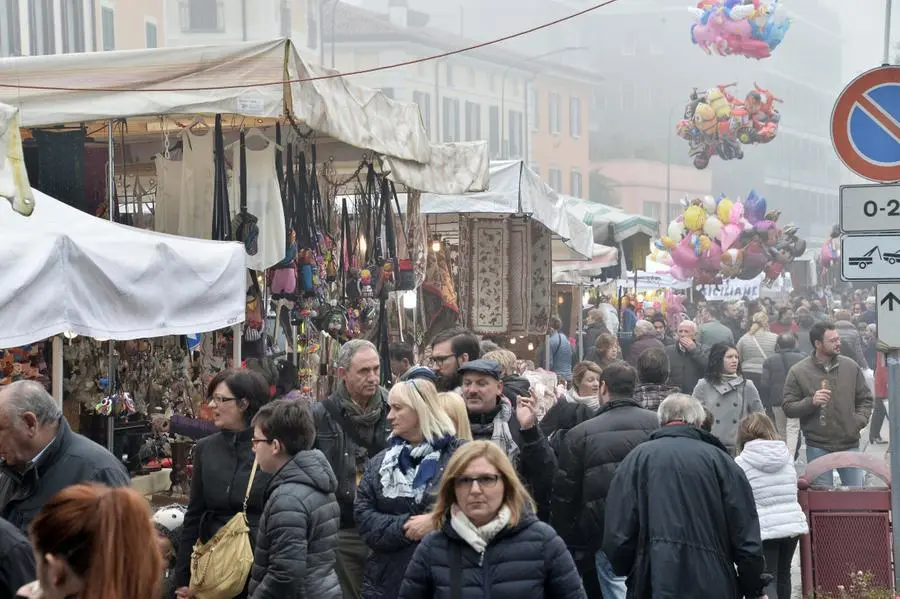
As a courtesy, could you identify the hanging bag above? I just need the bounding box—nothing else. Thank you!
[231,129,260,255]
[189,460,259,599]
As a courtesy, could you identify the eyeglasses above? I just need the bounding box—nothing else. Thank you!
[454,474,501,490]
[250,438,273,446]
[207,394,238,403]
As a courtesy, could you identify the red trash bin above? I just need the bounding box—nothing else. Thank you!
[798,451,893,596]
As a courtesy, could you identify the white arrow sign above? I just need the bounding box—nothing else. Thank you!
[877,283,900,348]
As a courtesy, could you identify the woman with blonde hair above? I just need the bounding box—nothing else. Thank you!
[540,361,601,443]
[436,392,473,441]
[735,413,808,599]
[17,484,163,599]
[354,379,463,599]
[736,311,778,393]
[399,441,586,599]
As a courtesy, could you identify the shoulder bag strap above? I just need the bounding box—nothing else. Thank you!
[242,458,259,513]
[750,334,767,360]
[449,541,463,599]
[322,398,380,456]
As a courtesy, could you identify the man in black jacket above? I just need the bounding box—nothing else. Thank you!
[603,394,769,599]
[313,340,391,599]
[0,516,34,598]
[250,400,341,599]
[665,320,709,393]
[760,333,805,440]
[0,381,129,532]
[552,363,659,599]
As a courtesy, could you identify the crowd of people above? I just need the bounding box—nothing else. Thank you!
[0,289,884,599]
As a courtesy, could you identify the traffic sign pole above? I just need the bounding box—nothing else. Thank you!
[884,0,893,66]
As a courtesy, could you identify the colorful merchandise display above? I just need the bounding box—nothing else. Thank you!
[689,0,791,59]
[677,83,782,169]
[655,191,806,285]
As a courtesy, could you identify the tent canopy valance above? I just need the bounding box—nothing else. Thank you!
[419,161,593,260]
[0,38,487,195]
[561,196,659,244]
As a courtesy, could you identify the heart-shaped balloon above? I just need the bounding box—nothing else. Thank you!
[730,201,744,224]
[719,223,742,250]
[699,242,723,270]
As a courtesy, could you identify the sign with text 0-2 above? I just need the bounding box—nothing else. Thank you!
[840,183,900,233]
[841,234,900,281]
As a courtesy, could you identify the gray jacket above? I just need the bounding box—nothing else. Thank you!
[692,377,764,454]
[736,331,779,375]
[249,450,342,599]
[698,320,735,348]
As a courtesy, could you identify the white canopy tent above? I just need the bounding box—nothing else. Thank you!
[552,244,620,284]
[419,161,593,260]
[0,189,246,349]
[0,38,488,195]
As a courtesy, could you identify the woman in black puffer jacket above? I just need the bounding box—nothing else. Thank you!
[399,441,585,599]
[354,380,463,599]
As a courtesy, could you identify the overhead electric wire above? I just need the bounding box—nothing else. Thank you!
[0,0,621,94]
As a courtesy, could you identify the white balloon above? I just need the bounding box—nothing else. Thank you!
[703,217,722,239]
[667,220,684,241]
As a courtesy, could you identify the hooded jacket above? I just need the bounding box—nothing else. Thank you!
[0,417,129,533]
[398,512,586,599]
[603,425,768,599]
[735,440,808,541]
[248,450,342,599]
[782,355,874,452]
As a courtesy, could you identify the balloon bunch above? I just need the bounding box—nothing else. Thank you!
[655,190,806,285]
[676,83,782,170]
[689,0,791,59]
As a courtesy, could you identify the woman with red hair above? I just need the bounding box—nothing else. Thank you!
[16,484,163,599]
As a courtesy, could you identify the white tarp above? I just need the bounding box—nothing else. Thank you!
[0,104,34,216]
[0,39,487,194]
[420,161,593,259]
[0,190,246,348]
[552,244,619,284]
[563,196,659,244]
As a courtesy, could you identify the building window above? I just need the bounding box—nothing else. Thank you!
[464,101,481,141]
[570,169,583,198]
[442,97,460,143]
[413,91,432,138]
[548,168,562,192]
[549,92,561,135]
[569,96,581,138]
[507,110,523,159]
[306,0,317,48]
[489,105,501,158]
[1,0,22,57]
[101,6,115,51]
[145,22,158,48]
[529,87,539,131]
[28,0,55,56]
[61,0,85,54]
[643,201,661,222]
[180,0,224,33]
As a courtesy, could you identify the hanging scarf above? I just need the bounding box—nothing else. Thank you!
[565,389,600,411]
[379,435,453,501]
[469,400,519,465]
[337,381,384,428]
[450,504,511,555]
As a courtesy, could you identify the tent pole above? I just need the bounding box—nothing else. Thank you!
[232,324,243,367]
[51,336,63,408]
[106,122,115,453]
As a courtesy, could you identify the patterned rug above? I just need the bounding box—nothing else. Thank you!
[507,218,530,336]
[528,219,552,334]
[465,218,509,334]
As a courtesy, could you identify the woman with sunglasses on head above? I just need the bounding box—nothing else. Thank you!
[353,379,463,599]
[399,441,585,599]
[174,369,272,599]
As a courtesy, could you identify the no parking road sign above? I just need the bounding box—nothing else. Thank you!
[831,65,900,183]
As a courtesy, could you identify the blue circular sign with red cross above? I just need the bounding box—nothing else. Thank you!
[831,65,900,183]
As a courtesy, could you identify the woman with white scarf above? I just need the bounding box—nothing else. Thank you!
[354,379,462,599]
[540,362,602,447]
[399,441,586,599]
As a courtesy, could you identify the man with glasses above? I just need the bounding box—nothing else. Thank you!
[429,328,480,392]
[0,381,129,532]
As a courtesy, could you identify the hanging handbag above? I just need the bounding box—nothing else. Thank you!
[232,130,260,255]
[244,277,264,342]
[189,459,259,599]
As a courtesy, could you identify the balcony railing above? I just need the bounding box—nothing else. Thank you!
[178,0,225,33]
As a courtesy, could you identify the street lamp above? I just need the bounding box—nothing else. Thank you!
[499,45,589,160]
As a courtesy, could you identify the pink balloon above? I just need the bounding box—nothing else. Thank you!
[671,237,701,269]
[670,265,696,281]
[729,202,744,225]
[719,223,742,250]
[699,243,723,270]
[659,253,674,266]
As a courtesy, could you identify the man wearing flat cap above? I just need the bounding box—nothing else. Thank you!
[458,359,556,519]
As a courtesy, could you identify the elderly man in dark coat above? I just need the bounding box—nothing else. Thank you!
[624,321,666,369]
[603,394,769,599]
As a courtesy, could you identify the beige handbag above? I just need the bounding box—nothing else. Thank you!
[189,459,258,599]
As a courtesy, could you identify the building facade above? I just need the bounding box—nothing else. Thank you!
[324,1,532,160]
[0,0,164,56]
